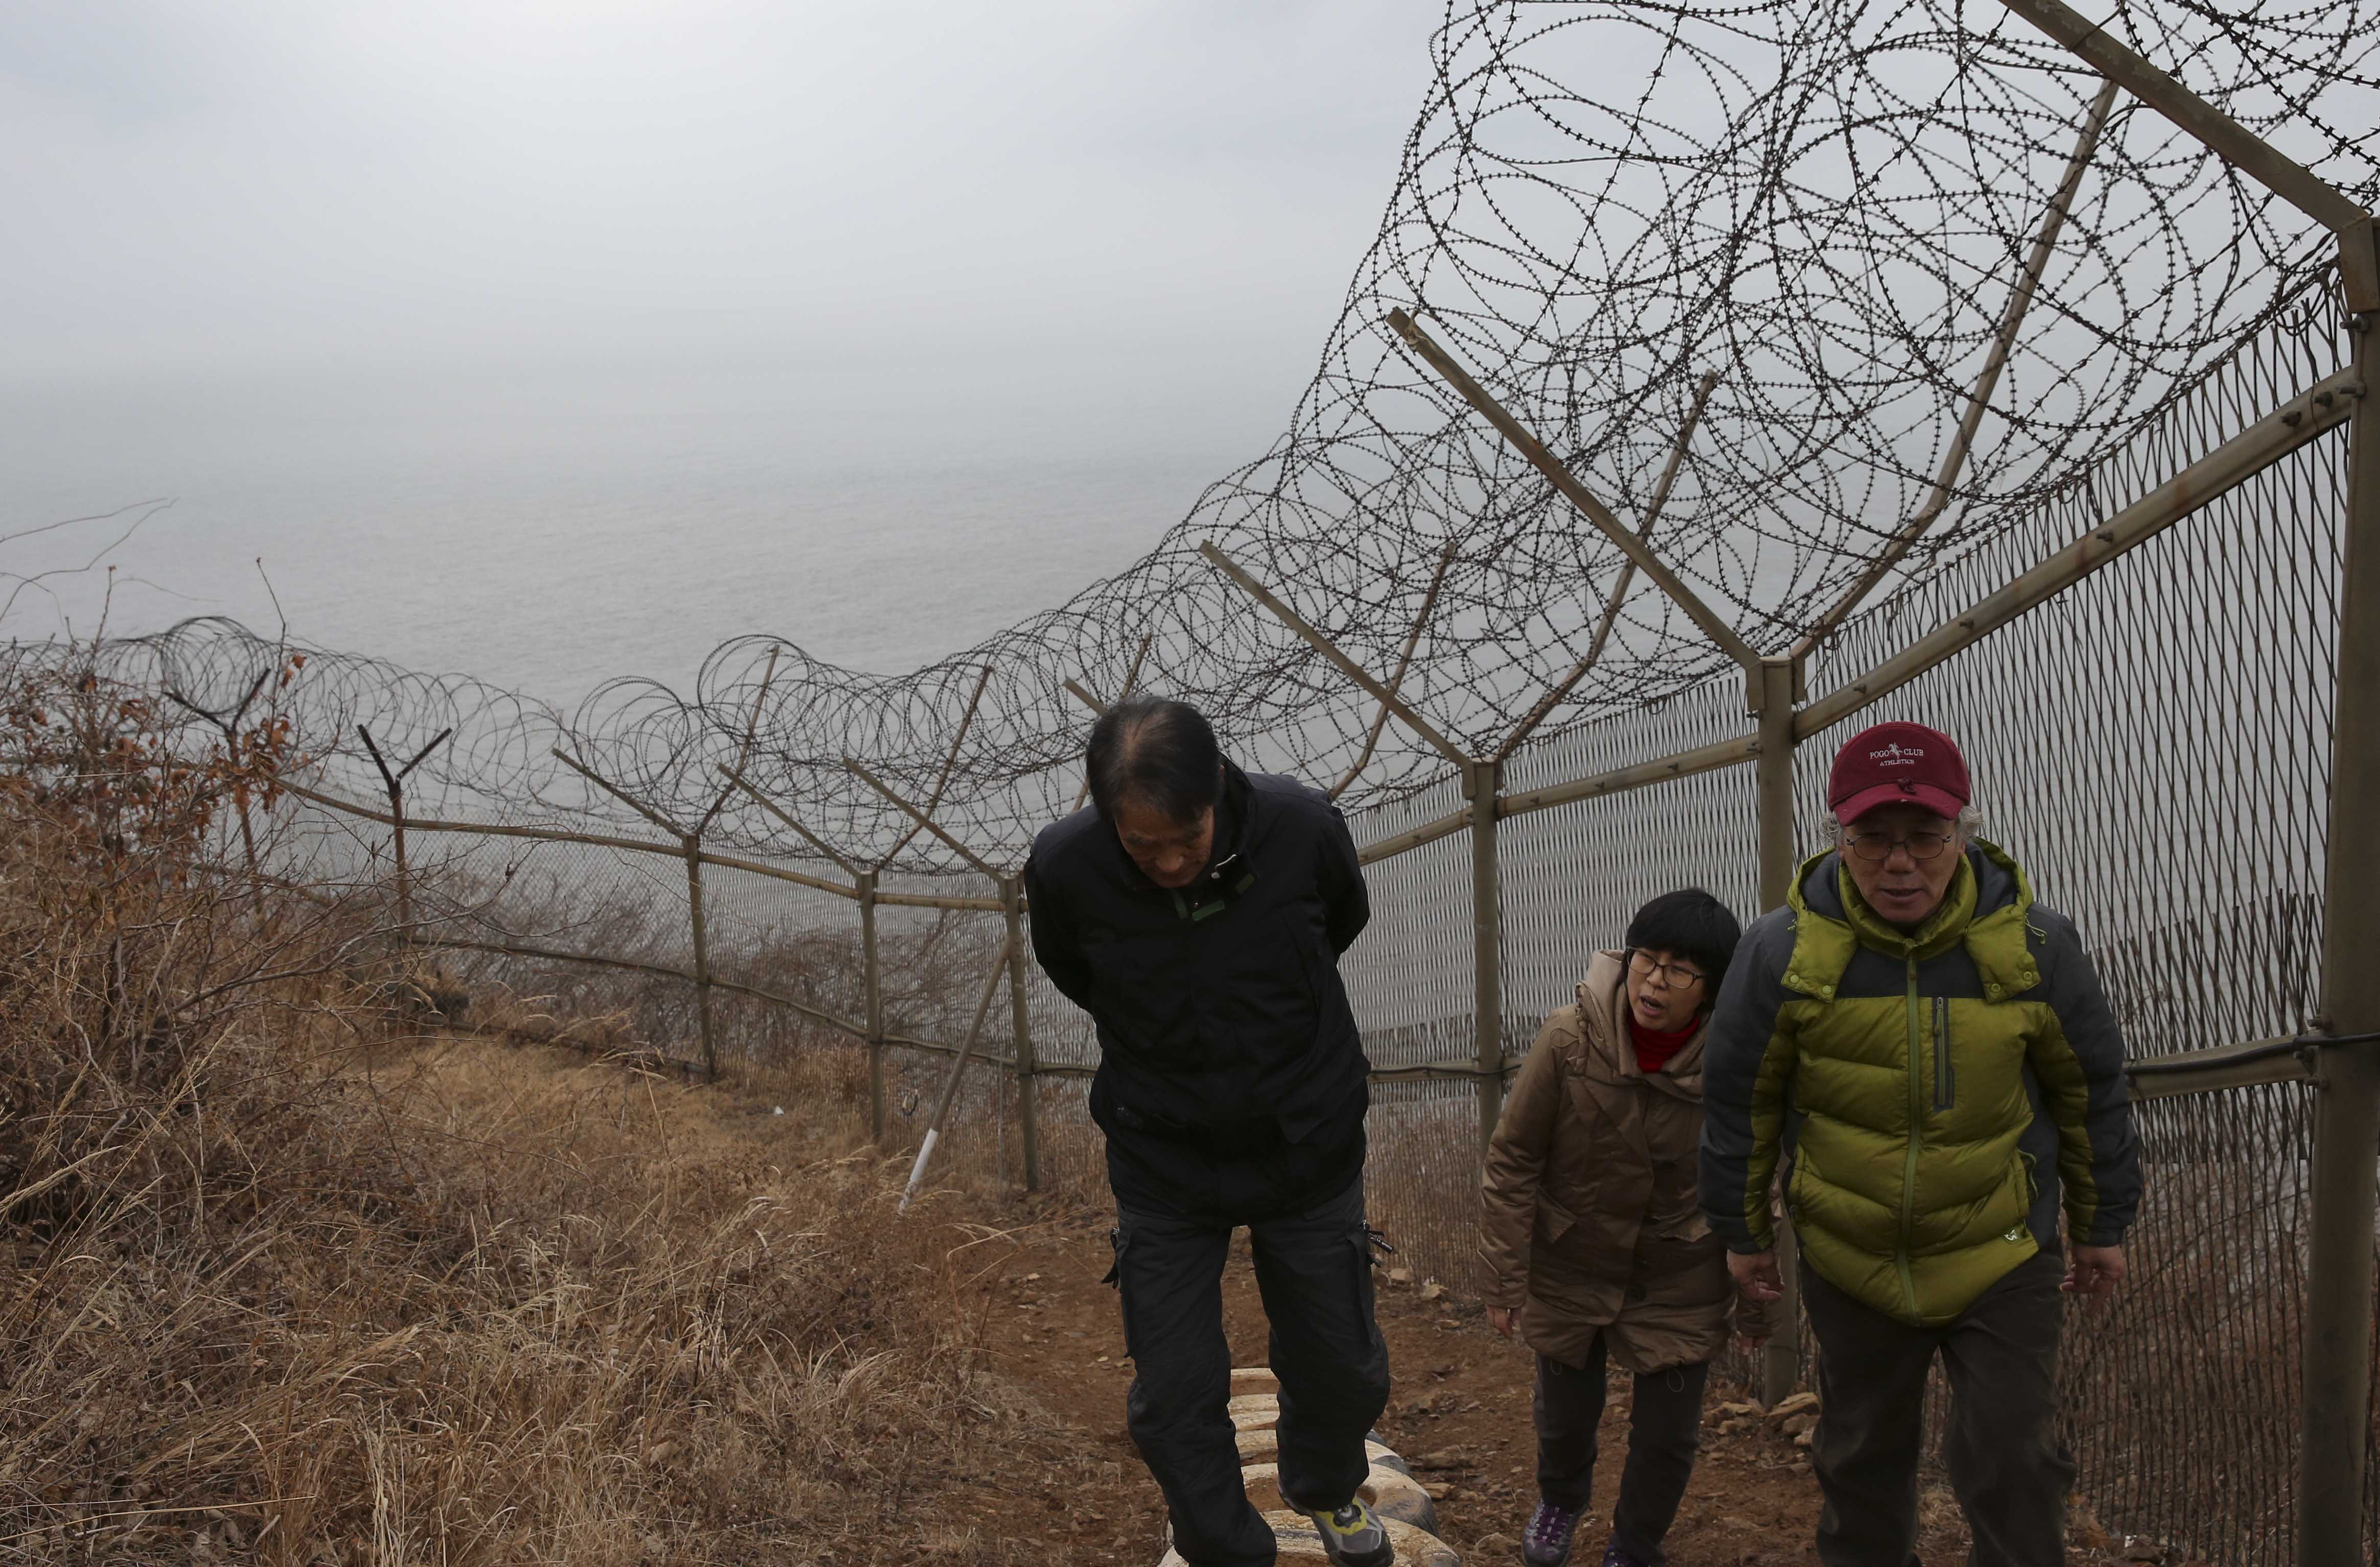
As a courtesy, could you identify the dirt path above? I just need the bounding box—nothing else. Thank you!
[413,1034,2143,1565]
[956,1199,2136,1567]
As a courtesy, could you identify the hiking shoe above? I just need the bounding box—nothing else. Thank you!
[1299,1497,1395,1567]
[1599,1546,1650,1567]
[1522,1500,1583,1566]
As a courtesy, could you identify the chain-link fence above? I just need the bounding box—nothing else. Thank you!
[12,2,2378,1558]
[222,269,2365,1560]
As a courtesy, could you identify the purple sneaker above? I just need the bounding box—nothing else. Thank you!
[1522,1500,1583,1566]
[1599,1546,1650,1567]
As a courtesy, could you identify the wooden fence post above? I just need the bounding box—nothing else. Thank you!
[684,832,718,1082]
[1468,758,1504,1159]
[860,870,885,1143]
[2300,246,2380,1566]
[1754,657,1803,1407]
[1001,874,1041,1193]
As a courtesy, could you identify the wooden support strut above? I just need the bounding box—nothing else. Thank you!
[1753,657,1803,1406]
[1386,309,1760,672]
[1795,366,2366,741]
[547,750,728,1079]
[1200,541,1470,769]
[840,757,1032,1182]
[677,649,778,1085]
[1334,540,1460,797]
[1794,79,2120,655]
[861,870,885,1143]
[1993,0,2376,312]
[683,836,718,1081]
[1468,759,1504,1158]
[714,765,866,883]
[899,933,1017,1211]
[1355,732,1764,864]
[2300,305,2380,1567]
[878,663,994,868]
[1499,369,1723,761]
[288,776,871,900]
[843,757,1007,880]
[1001,875,1041,1194]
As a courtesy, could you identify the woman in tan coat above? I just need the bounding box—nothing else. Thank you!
[1480,889,1747,1567]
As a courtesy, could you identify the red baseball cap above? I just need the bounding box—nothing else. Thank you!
[1829,721,1970,823]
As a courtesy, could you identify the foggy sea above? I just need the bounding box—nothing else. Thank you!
[2,358,1269,709]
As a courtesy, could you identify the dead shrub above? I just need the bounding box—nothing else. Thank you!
[0,649,1068,1564]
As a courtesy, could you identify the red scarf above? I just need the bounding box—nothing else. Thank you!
[1628,1014,1697,1075]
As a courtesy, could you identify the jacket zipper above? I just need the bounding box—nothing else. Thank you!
[1933,995,1955,1111]
[1897,955,1922,1318]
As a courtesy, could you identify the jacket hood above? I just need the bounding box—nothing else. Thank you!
[1575,948,1707,1096]
[1785,839,2039,1002]
[1794,840,2022,926]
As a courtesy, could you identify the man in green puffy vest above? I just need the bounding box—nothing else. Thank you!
[1699,720,2139,1565]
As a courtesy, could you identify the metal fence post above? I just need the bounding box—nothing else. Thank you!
[390,793,412,941]
[859,870,885,1143]
[684,832,718,1082]
[360,725,452,947]
[2300,256,2380,1566]
[1469,758,1505,1158]
[1754,657,1803,1405]
[1001,874,1041,1193]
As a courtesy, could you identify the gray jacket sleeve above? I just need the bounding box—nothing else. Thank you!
[1698,909,1798,1254]
[2025,905,2141,1246]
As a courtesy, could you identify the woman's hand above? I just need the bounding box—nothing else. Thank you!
[1487,1305,1519,1340]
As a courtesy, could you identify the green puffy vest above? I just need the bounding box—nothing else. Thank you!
[1777,843,2062,1324]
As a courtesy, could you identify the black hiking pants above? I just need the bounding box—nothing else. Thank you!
[1801,1247,2073,1567]
[1111,1176,1392,1567]
[1533,1333,1709,1566]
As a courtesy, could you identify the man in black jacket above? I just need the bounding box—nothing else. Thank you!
[1024,696,1392,1567]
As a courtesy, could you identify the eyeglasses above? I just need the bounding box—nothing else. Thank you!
[1840,826,1959,862]
[1627,949,1708,988]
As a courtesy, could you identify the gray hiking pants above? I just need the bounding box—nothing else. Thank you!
[1802,1247,2073,1567]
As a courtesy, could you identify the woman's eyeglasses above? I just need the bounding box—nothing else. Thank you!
[1627,949,1708,988]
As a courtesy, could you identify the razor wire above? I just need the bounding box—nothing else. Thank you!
[7,0,2368,876]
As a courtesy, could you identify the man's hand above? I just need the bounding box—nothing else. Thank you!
[1729,1250,1782,1353]
[2063,1243,2126,1303]
[1487,1305,1519,1340]
[1730,1249,1783,1301]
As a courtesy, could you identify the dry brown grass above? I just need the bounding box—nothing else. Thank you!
[0,653,1085,1565]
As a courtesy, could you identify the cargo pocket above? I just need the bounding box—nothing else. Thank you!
[1345,1225,1383,1353]
[1107,1225,1145,1360]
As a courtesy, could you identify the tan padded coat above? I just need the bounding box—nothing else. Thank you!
[1479,950,1742,1373]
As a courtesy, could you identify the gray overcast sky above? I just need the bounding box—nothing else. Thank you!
[3,1,1445,381]
[1,2,1452,691]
